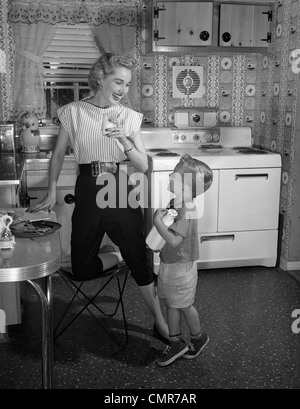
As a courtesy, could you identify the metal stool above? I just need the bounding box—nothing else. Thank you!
[54,261,129,347]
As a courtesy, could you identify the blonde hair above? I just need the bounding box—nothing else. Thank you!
[88,53,137,93]
[174,154,213,198]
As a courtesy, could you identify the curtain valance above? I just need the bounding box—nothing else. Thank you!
[8,0,140,26]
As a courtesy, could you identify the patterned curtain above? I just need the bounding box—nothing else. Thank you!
[8,0,140,25]
[7,0,141,119]
[11,21,57,119]
[0,0,14,122]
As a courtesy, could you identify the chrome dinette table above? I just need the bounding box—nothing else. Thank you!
[0,209,61,389]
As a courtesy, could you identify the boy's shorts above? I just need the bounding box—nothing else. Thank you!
[157,261,198,309]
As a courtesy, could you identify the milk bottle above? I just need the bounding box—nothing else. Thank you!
[146,209,178,252]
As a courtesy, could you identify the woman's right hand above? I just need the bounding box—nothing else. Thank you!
[27,191,56,213]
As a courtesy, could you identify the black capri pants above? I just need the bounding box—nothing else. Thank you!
[70,170,154,286]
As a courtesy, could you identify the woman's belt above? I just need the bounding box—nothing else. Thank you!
[79,161,119,177]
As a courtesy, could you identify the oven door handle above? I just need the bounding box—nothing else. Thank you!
[235,173,269,180]
[200,234,235,243]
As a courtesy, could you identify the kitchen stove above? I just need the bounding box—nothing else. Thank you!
[142,126,282,273]
[142,127,281,171]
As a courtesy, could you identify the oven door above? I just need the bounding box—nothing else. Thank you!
[218,168,281,232]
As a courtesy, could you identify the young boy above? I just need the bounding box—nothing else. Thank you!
[153,154,213,367]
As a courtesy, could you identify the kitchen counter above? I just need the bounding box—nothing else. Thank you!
[0,151,77,186]
[24,151,77,170]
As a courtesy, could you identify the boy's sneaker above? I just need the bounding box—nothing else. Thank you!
[157,339,189,367]
[182,333,210,360]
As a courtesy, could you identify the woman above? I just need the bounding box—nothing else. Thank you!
[29,53,169,342]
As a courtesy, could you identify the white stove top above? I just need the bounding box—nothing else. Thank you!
[147,147,281,170]
[142,127,282,170]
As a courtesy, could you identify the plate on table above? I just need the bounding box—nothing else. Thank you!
[10,220,61,238]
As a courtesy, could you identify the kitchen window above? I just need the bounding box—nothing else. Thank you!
[43,22,100,123]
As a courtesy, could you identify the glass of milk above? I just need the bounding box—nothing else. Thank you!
[102,115,118,136]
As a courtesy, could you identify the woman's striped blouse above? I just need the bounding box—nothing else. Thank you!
[57,100,143,164]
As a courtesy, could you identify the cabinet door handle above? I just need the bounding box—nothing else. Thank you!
[26,193,38,206]
[235,173,269,180]
[64,194,75,204]
[200,234,235,243]
[153,30,166,41]
[222,32,231,43]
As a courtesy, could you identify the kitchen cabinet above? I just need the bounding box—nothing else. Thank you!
[219,3,271,47]
[149,0,276,54]
[153,1,214,47]
[53,189,75,265]
[27,187,75,266]
[198,167,281,269]
[25,159,78,265]
[198,230,278,268]
[0,153,23,208]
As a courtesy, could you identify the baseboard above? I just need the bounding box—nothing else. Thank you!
[280,257,300,271]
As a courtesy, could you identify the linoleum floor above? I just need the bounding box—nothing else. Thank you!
[0,266,300,389]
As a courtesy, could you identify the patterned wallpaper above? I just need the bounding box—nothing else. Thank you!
[270,0,300,264]
[139,53,259,129]
[138,0,300,266]
[0,0,14,123]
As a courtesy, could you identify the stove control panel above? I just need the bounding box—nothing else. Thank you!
[171,128,220,144]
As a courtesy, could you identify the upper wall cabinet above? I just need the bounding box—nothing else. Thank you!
[149,0,276,54]
[219,3,272,47]
[153,1,214,47]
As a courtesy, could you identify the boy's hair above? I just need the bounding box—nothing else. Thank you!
[175,154,213,198]
[88,53,137,93]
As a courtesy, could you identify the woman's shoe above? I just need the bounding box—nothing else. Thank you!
[153,325,169,344]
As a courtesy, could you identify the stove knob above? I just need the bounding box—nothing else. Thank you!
[212,133,220,142]
[180,134,187,141]
[173,134,180,142]
[193,134,200,142]
[205,132,213,142]
[64,194,75,204]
